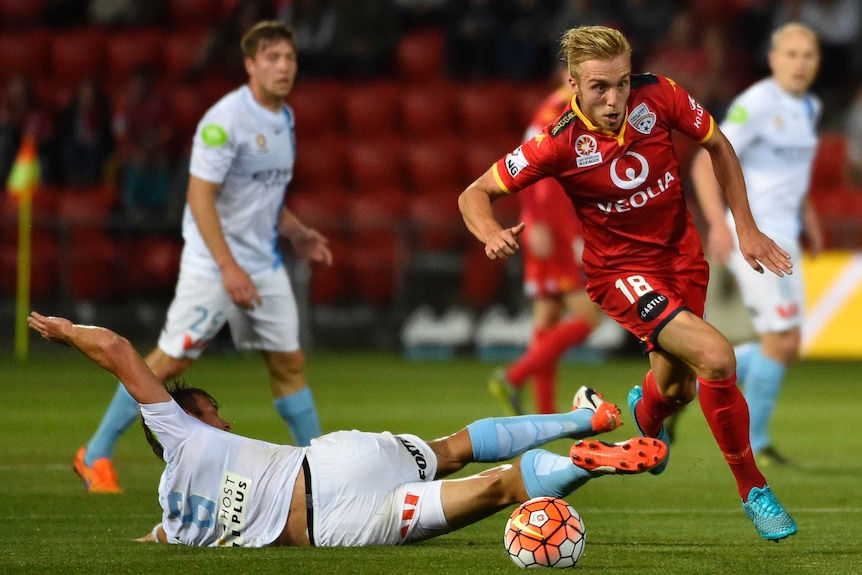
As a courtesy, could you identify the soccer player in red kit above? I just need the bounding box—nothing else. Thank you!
[459,25,797,541]
[488,67,605,416]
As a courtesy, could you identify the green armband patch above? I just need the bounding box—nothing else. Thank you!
[201,124,228,147]
[725,104,748,124]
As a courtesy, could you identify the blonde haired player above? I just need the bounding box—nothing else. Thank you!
[459,25,797,540]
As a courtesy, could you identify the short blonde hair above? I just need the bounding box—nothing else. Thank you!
[770,22,819,54]
[560,26,632,78]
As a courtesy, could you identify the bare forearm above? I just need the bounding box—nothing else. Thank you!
[690,148,728,227]
[459,173,505,243]
[187,176,236,271]
[703,130,757,232]
[277,206,305,242]
[28,312,169,405]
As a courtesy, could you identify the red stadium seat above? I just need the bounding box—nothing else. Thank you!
[461,140,507,183]
[168,85,209,144]
[286,186,348,238]
[403,137,463,191]
[348,239,403,307]
[54,187,121,301]
[167,0,221,28]
[343,81,400,136]
[307,236,349,306]
[288,80,343,138]
[396,29,446,83]
[0,237,59,301]
[0,0,46,27]
[50,28,106,84]
[55,185,117,244]
[0,187,57,243]
[347,191,404,249]
[0,194,15,242]
[0,31,50,81]
[293,134,347,191]
[104,29,166,82]
[516,81,557,130]
[406,188,465,252]
[122,237,182,297]
[219,0,241,18]
[66,234,121,301]
[345,137,404,190]
[456,81,519,141]
[811,132,848,189]
[163,30,209,80]
[809,185,862,248]
[399,81,458,136]
[461,242,505,310]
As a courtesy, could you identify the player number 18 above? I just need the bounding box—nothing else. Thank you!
[615,275,653,304]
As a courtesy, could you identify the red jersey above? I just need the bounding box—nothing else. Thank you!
[519,85,585,297]
[520,84,579,237]
[493,74,714,279]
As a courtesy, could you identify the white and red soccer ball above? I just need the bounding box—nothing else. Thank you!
[504,496,586,569]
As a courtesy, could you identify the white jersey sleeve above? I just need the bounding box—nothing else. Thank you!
[181,85,297,279]
[141,400,304,548]
[720,78,820,244]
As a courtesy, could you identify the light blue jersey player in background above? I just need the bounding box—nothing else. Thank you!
[692,22,823,466]
[74,21,333,493]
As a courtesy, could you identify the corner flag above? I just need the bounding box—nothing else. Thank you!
[7,133,41,360]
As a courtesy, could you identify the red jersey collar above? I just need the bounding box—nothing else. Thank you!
[570,95,628,146]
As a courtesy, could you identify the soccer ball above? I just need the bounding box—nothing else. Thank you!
[504,496,586,569]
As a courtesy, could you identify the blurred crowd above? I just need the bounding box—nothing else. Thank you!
[3,1,862,216]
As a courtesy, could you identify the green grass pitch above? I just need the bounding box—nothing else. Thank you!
[2,344,861,574]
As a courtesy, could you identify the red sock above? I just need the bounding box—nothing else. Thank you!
[507,326,551,386]
[508,319,593,385]
[532,363,557,414]
[698,374,766,499]
[636,370,684,436]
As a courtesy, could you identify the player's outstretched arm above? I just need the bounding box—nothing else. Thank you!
[459,168,525,261]
[689,148,735,263]
[700,127,792,276]
[28,312,170,405]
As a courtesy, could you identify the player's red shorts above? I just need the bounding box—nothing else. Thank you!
[585,259,709,354]
[522,237,586,299]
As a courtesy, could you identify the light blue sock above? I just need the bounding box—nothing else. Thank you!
[734,342,760,383]
[466,410,596,462]
[743,350,786,453]
[85,382,140,466]
[520,449,591,499]
[273,387,321,447]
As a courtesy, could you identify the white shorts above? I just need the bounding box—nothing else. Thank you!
[157,265,300,359]
[727,238,805,334]
[306,430,450,547]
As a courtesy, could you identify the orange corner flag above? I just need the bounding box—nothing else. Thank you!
[7,132,41,199]
[9,133,40,361]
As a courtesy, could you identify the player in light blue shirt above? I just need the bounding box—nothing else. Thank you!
[30,311,666,548]
[692,22,824,466]
[74,21,333,493]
